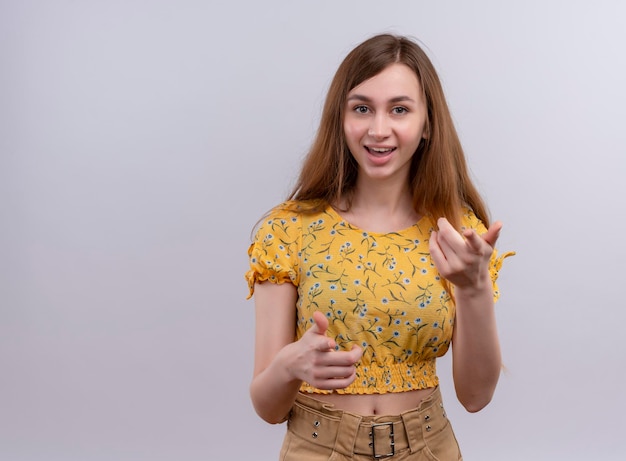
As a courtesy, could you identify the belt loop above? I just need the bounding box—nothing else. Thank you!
[333,412,361,457]
[401,387,442,454]
[400,410,422,454]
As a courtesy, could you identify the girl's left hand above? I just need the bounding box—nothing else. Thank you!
[429,217,502,289]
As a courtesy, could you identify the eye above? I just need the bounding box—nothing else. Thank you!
[354,105,370,114]
[392,106,408,115]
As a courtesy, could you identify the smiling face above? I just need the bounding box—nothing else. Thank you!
[343,63,428,186]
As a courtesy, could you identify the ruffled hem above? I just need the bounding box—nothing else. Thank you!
[245,269,296,299]
[490,250,516,279]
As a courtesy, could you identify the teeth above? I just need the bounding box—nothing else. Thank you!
[370,147,393,153]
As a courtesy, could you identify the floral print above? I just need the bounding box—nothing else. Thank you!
[246,202,513,394]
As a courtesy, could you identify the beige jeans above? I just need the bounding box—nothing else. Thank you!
[280,387,462,461]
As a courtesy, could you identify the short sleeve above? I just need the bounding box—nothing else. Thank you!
[461,208,515,302]
[245,205,302,299]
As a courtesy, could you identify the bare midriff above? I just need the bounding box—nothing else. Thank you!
[306,387,437,416]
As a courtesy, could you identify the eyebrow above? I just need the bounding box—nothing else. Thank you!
[346,94,416,104]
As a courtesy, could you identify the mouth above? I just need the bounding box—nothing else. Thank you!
[365,146,396,156]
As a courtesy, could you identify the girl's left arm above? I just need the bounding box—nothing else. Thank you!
[429,218,503,413]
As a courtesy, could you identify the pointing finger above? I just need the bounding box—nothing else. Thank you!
[462,228,485,252]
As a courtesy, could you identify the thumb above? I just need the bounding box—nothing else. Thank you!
[482,221,503,248]
[350,344,364,361]
[309,311,335,351]
[310,311,329,336]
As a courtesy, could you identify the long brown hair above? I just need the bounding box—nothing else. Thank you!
[287,33,489,229]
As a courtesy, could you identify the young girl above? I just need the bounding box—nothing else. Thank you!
[246,33,513,460]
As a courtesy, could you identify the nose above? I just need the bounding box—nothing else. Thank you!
[367,114,391,139]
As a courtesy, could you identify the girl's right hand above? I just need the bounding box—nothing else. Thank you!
[284,311,363,390]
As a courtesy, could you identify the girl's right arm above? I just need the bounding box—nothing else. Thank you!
[250,281,362,424]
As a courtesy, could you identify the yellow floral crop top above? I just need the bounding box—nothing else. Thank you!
[246,202,513,395]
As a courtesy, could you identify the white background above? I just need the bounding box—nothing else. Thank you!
[2,1,625,460]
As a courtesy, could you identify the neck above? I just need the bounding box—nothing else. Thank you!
[351,174,413,213]
[336,176,420,233]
